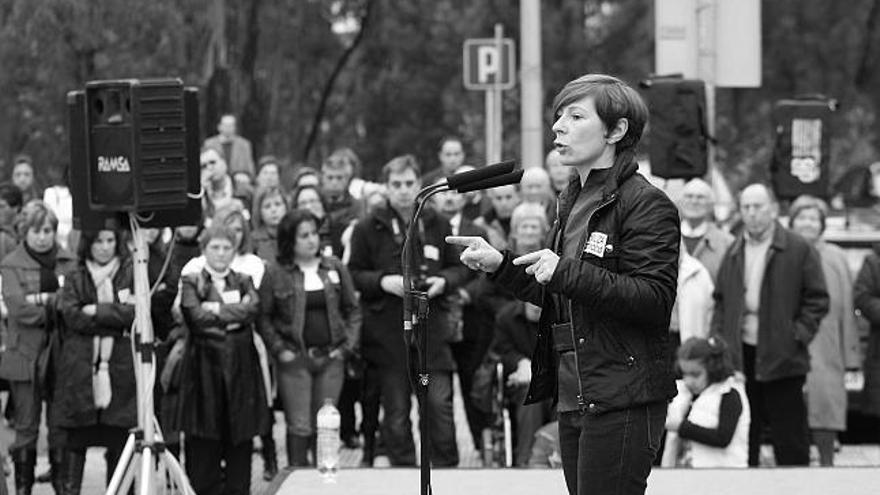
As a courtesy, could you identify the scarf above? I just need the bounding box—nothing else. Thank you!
[25,243,59,292]
[86,257,121,409]
[203,264,231,294]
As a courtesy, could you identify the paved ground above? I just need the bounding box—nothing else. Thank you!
[2,378,879,494]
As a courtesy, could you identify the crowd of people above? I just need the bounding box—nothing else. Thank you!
[0,109,878,495]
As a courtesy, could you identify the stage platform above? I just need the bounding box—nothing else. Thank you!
[265,466,880,495]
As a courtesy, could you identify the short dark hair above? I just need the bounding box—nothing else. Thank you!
[77,229,129,263]
[677,336,735,384]
[382,154,421,183]
[198,223,238,251]
[290,184,326,212]
[276,208,321,265]
[552,74,648,166]
[13,154,33,167]
[438,135,464,151]
[0,183,23,210]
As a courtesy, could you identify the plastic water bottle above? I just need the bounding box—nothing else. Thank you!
[316,398,341,482]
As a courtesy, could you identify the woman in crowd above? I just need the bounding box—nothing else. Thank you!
[508,202,549,255]
[251,185,288,263]
[55,228,136,493]
[258,208,361,467]
[180,203,276,479]
[179,224,267,494]
[290,184,340,257]
[789,196,861,466]
[255,156,282,190]
[0,201,76,494]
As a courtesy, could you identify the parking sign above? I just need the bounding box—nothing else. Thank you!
[463,38,516,90]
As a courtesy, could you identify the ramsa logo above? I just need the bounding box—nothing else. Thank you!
[97,156,131,173]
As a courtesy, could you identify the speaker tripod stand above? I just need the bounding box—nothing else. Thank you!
[106,215,194,495]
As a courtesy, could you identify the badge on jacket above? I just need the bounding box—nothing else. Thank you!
[584,232,608,258]
[423,245,440,261]
[221,290,241,305]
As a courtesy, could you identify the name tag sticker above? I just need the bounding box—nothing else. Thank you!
[221,290,242,305]
[423,245,440,261]
[584,232,608,258]
[327,270,340,284]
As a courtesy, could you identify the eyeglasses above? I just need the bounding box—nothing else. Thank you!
[200,160,217,168]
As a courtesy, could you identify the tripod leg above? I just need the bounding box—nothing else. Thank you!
[106,434,136,494]
[158,450,196,495]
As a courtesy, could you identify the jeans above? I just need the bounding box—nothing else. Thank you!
[185,436,251,495]
[361,365,416,466]
[8,380,64,452]
[742,344,810,466]
[415,371,458,467]
[277,354,345,436]
[558,402,666,495]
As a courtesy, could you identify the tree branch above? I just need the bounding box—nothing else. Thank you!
[855,0,880,88]
[302,0,374,163]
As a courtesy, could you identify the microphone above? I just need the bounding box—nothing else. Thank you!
[456,169,524,193]
[445,159,516,191]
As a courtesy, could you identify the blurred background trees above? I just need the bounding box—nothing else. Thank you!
[0,0,877,192]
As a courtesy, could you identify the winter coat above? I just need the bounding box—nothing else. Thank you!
[673,251,715,342]
[690,223,734,283]
[54,259,137,429]
[348,204,469,371]
[806,242,860,430]
[0,244,77,382]
[251,226,278,264]
[711,224,829,381]
[258,256,361,358]
[178,268,268,443]
[853,248,880,417]
[491,160,680,413]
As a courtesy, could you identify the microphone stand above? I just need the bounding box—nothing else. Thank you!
[402,182,448,495]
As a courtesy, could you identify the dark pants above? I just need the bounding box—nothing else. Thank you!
[510,386,553,467]
[277,354,345,436]
[558,402,666,495]
[361,365,416,466]
[742,344,810,466]
[338,369,362,441]
[451,336,492,450]
[414,371,459,467]
[8,380,64,452]
[185,436,251,495]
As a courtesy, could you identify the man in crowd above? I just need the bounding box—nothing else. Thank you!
[711,183,829,466]
[348,155,468,467]
[11,154,38,204]
[490,300,554,466]
[204,114,255,177]
[200,147,235,217]
[422,136,466,186]
[474,184,521,250]
[679,178,733,281]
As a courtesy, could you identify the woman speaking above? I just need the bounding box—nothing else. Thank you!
[447,74,680,495]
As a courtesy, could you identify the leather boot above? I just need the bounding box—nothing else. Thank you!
[286,434,310,467]
[361,432,375,468]
[12,447,36,495]
[261,434,279,481]
[61,450,85,495]
[49,448,66,495]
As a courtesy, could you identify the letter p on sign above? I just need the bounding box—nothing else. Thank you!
[463,38,516,90]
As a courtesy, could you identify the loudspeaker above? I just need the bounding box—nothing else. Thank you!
[770,96,836,200]
[68,79,202,229]
[641,77,708,179]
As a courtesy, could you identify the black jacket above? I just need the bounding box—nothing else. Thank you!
[492,160,680,414]
[854,248,880,416]
[348,203,468,371]
[711,224,828,382]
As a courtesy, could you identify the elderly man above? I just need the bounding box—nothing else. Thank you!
[711,183,829,466]
[679,178,733,281]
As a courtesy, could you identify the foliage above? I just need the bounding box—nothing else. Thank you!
[0,0,878,190]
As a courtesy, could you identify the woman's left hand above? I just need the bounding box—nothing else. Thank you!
[513,249,560,285]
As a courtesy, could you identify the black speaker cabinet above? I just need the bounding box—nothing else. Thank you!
[641,77,708,180]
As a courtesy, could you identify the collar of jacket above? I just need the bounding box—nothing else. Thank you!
[371,202,438,230]
[2,243,76,269]
[596,159,639,202]
[730,221,788,257]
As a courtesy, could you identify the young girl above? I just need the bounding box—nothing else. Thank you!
[251,185,288,263]
[663,336,751,468]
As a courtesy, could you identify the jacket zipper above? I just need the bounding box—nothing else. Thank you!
[568,192,618,411]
